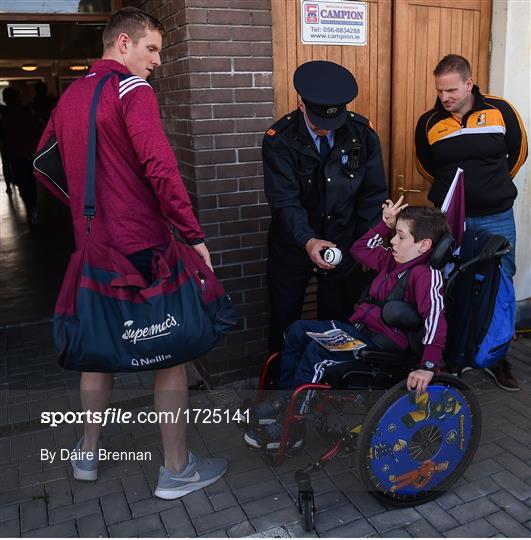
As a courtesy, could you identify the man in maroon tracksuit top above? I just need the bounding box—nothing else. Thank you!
[34,7,227,499]
[244,198,450,450]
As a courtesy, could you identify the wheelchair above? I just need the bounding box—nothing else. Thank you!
[241,230,511,531]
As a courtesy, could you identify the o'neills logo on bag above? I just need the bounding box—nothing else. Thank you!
[121,314,179,344]
[131,353,172,367]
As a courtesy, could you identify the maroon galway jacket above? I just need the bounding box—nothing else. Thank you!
[349,221,447,371]
[35,59,204,255]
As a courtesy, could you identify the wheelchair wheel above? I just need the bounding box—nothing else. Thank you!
[298,491,314,532]
[357,374,481,506]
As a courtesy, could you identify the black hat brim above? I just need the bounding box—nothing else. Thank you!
[305,106,347,131]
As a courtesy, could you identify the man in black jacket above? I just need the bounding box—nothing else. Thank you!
[263,61,388,352]
[415,54,528,391]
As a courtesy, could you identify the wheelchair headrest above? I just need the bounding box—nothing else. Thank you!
[429,232,454,270]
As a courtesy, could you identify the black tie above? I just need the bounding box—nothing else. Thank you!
[319,135,331,161]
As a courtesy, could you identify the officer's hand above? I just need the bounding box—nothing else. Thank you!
[305,238,336,270]
[192,242,213,272]
[407,369,434,396]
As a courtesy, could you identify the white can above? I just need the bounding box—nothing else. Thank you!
[323,247,342,266]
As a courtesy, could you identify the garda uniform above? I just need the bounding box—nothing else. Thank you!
[263,61,388,351]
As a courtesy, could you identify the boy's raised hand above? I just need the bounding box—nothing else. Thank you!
[382,196,408,229]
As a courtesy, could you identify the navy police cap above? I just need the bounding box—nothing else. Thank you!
[293,60,358,130]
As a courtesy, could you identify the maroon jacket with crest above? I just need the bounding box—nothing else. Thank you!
[35,59,204,255]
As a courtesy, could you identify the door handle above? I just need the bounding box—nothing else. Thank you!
[396,174,421,193]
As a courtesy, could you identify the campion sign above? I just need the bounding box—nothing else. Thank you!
[300,0,367,46]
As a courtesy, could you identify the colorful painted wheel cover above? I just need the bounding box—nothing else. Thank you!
[365,384,474,496]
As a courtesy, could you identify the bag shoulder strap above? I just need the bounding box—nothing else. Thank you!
[366,268,411,307]
[84,72,114,221]
[386,269,412,302]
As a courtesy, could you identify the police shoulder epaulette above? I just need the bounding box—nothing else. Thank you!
[265,113,295,138]
[347,111,374,129]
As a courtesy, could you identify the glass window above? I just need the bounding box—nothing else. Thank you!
[0,1,112,13]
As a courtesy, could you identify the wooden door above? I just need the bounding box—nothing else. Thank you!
[271,0,393,175]
[391,0,492,204]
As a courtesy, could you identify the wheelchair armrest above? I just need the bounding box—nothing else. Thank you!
[358,349,419,369]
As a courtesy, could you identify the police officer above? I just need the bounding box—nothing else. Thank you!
[263,60,388,351]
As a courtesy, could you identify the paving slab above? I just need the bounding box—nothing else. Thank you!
[492,470,531,501]
[159,504,196,537]
[0,504,18,523]
[100,491,131,525]
[405,517,441,538]
[452,476,500,502]
[107,514,163,537]
[486,510,531,537]
[488,489,531,522]
[443,517,498,538]
[447,496,499,524]
[48,498,101,525]
[368,507,422,534]
[0,517,20,537]
[416,500,459,531]
[241,491,295,519]
[323,517,376,537]
[381,527,411,537]
[20,498,47,533]
[77,511,108,538]
[193,506,248,535]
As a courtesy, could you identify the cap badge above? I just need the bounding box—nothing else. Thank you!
[326,107,338,115]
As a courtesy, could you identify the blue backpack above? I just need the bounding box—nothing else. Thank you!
[445,229,515,369]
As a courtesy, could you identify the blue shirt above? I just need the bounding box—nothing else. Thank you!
[303,114,334,152]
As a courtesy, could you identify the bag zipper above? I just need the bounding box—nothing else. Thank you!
[196,271,206,294]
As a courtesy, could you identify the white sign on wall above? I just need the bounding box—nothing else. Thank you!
[300,0,368,46]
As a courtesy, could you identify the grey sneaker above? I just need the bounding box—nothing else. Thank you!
[154,451,228,500]
[71,436,99,481]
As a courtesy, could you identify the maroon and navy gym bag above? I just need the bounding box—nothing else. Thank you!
[51,73,236,372]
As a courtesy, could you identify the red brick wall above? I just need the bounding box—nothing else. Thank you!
[126,0,274,383]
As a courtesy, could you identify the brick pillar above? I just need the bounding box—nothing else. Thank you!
[127,0,274,384]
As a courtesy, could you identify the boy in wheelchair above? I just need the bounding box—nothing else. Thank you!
[244,198,451,450]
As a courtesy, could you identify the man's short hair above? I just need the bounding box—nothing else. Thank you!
[433,54,472,82]
[102,7,165,50]
[398,206,450,245]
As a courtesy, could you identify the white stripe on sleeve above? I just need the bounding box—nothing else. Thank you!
[423,268,443,345]
[118,76,145,91]
[367,233,383,249]
[299,358,341,413]
[119,81,151,99]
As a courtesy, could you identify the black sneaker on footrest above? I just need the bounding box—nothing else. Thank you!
[235,397,288,425]
[244,419,304,450]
